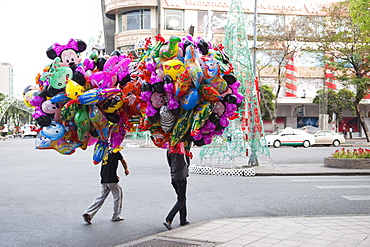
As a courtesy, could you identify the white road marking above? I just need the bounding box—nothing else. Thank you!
[292,179,370,182]
[342,196,370,201]
[315,185,370,189]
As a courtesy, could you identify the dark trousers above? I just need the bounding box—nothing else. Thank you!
[165,178,187,225]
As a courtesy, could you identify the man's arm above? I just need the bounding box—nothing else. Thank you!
[120,158,129,176]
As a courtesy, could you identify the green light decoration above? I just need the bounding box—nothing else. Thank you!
[197,0,272,168]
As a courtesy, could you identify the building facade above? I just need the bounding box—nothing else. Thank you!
[0,62,14,96]
[101,0,370,137]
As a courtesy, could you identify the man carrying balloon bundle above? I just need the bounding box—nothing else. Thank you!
[163,141,192,230]
[82,148,129,224]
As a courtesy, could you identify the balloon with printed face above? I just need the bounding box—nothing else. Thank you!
[101,94,123,113]
[160,105,176,133]
[49,66,73,89]
[74,108,90,142]
[163,60,185,81]
[65,79,85,100]
[40,121,66,141]
[41,100,61,120]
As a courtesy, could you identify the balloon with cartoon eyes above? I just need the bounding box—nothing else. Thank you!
[40,121,66,141]
[41,100,61,120]
[40,57,73,90]
[46,39,87,70]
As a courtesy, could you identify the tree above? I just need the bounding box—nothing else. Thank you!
[313,88,355,123]
[313,0,370,141]
[348,0,370,37]
[259,84,275,121]
[257,13,322,130]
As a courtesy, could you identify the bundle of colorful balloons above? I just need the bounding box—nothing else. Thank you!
[23,35,244,163]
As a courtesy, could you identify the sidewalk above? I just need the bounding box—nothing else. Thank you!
[118,138,370,247]
[120,215,370,247]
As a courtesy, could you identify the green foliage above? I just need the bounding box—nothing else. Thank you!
[349,0,370,38]
[259,85,275,121]
[315,1,370,103]
[313,88,355,122]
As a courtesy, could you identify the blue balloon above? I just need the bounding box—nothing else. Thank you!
[181,88,199,111]
[93,140,109,164]
[40,121,66,141]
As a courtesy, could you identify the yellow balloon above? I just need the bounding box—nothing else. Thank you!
[65,79,85,100]
[163,60,185,81]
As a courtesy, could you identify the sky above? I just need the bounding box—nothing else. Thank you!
[0,0,103,98]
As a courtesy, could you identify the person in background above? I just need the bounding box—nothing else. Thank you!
[82,149,129,224]
[1,124,9,137]
[163,142,192,230]
[349,127,353,139]
[343,127,347,138]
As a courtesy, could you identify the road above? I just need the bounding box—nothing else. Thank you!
[0,138,369,246]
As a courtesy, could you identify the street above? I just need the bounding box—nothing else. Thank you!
[0,139,369,246]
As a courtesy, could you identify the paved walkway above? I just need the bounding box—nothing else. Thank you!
[119,138,370,247]
[121,215,370,247]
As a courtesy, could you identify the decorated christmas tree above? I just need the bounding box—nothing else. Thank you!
[197,0,271,168]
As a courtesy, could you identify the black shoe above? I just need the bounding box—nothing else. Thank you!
[82,214,92,224]
[163,222,172,230]
[180,221,190,226]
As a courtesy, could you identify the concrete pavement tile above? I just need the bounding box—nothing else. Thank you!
[273,240,302,246]
[342,233,369,241]
[300,243,323,247]
[263,233,296,240]
[305,238,334,246]
[250,237,281,244]
[246,231,271,238]
[357,238,370,246]
[314,233,344,242]
[247,241,275,247]
[217,243,244,247]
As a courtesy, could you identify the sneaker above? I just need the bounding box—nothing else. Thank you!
[112,216,124,222]
[163,221,172,230]
[82,214,92,224]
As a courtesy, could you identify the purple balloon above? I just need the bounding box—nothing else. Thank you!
[140,91,152,102]
[145,105,157,117]
[201,121,216,133]
[164,83,174,94]
[167,98,179,110]
[30,95,45,107]
[220,116,229,127]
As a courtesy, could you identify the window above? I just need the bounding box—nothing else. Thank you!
[164,9,184,31]
[118,9,150,32]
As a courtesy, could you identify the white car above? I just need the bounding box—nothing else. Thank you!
[313,130,345,147]
[21,124,38,138]
[264,127,315,148]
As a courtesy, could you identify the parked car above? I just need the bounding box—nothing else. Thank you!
[312,130,345,147]
[21,124,38,138]
[264,127,315,148]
